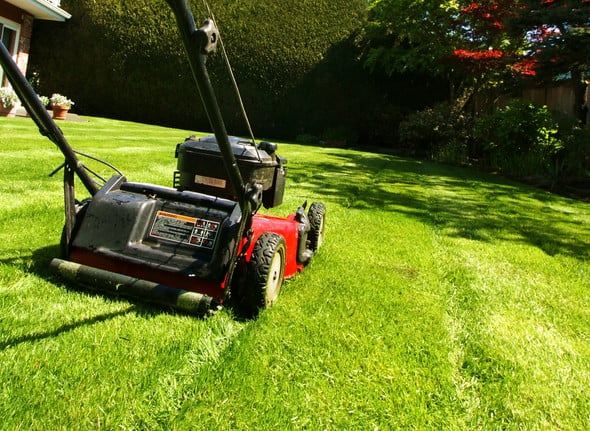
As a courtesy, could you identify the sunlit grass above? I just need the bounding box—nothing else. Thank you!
[1,115,589,430]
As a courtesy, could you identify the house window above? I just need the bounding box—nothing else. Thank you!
[0,18,19,87]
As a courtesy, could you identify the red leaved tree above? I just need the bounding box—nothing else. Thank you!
[508,0,590,121]
[453,0,590,120]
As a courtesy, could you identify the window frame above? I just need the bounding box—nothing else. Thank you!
[0,16,21,87]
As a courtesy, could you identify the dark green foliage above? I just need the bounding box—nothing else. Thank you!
[404,99,590,186]
[359,0,457,78]
[398,103,473,160]
[29,0,373,140]
[28,0,450,146]
[549,112,590,181]
[473,100,562,176]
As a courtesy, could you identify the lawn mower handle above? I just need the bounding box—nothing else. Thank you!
[164,0,250,209]
[0,41,99,197]
[165,0,264,294]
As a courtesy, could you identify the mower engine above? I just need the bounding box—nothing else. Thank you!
[174,135,286,209]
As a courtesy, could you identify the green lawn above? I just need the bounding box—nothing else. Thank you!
[1,115,589,430]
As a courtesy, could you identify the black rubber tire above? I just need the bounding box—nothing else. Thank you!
[307,202,326,252]
[242,232,286,317]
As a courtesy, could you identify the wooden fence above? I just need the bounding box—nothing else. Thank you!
[522,82,576,116]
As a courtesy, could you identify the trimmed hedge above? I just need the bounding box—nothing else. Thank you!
[29,0,446,144]
[29,1,358,135]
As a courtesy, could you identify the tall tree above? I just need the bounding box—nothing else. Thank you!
[449,0,522,108]
[451,1,519,74]
[361,0,459,77]
[508,0,590,77]
[363,0,590,119]
[360,0,520,108]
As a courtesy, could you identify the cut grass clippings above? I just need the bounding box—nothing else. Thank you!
[0,115,589,430]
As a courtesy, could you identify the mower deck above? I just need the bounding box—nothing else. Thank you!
[59,175,310,307]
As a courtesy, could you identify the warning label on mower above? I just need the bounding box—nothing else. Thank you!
[195,174,227,189]
[149,210,219,249]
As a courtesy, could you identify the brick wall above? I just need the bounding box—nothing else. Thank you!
[17,13,33,74]
[0,0,33,75]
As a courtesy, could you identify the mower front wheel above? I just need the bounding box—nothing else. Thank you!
[241,232,286,317]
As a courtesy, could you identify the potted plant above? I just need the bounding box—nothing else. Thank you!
[0,86,18,117]
[50,93,74,120]
[38,95,49,108]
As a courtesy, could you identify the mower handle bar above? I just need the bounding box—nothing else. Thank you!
[0,41,99,196]
[164,0,251,209]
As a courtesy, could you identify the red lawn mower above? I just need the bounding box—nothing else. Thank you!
[0,0,325,317]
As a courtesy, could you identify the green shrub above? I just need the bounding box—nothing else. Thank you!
[473,100,562,177]
[553,113,590,181]
[398,102,472,162]
[399,99,589,185]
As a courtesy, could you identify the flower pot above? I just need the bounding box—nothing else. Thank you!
[52,105,70,120]
[0,105,15,117]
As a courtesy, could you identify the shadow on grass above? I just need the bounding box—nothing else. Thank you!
[0,306,135,350]
[1,245,216,350]
[290,150,589,258]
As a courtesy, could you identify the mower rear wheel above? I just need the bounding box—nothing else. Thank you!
[307,202,326,252]
[243,232,286,317]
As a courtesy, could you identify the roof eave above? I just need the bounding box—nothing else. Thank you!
[4,0,71,22]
